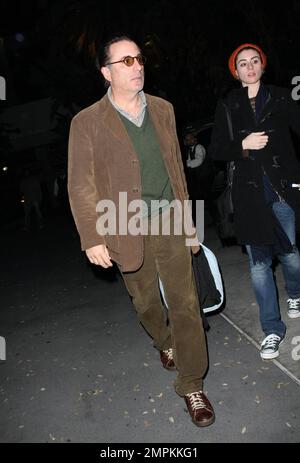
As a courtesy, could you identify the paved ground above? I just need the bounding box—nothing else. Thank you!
[0,209,299,443]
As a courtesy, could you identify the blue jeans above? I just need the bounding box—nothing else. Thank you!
[246,201,300,338]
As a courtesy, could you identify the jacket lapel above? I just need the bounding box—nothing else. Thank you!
[146,95,172,164]
[258,85,285,124]
[99,95,138,159]
[237,85,281,127]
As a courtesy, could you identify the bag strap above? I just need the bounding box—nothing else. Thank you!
[222,100,234,141]
[222,99,235,187]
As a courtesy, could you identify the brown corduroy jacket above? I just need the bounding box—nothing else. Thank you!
[68,93,195,272]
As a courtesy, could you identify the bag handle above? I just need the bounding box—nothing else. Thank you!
[222,100,235,187]
[222,100,234,141]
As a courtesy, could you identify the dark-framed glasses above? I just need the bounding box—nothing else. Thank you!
[106,54,146,67]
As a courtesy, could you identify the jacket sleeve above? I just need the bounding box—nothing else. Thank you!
[209,99,248,162]
[68,115,106,251]
[169,104,199,248]
[169,104,189,199]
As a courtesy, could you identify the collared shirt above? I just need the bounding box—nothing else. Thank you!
[107,87,147,127]
[186,143,206,168]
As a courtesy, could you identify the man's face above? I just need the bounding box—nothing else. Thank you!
[101,40,144,95]
[185,134,196,146]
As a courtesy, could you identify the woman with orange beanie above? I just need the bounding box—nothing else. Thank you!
[210,43,300,359]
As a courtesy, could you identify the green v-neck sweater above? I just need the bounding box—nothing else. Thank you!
[119,110,174,216]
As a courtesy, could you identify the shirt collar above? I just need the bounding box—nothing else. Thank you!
[107,87,147,116]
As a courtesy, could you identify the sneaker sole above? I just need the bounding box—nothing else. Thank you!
[260,350,280,360]
[260,339,283,360]
[287,312,300,319]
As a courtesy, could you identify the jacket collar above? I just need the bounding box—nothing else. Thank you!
[97,95,137,158]
[235,84,278,125]
[146,94,173,165]
[100,94,131,139]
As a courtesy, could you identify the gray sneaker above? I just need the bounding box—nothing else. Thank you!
[260,334,283,359]
[287,298,300,319]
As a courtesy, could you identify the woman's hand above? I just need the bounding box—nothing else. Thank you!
[242,132,269,150]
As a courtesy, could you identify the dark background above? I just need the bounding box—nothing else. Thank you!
[1,0,300,225]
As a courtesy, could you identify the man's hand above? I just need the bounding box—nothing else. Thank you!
[85,244,113,268]
[242,132,269,150]
[192,244,200,254]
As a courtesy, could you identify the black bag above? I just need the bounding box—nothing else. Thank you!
[192,248,222,330]
[217,161,235,239]
[159,246,222,331]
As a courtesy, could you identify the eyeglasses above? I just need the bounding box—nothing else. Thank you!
[106,54,146,67]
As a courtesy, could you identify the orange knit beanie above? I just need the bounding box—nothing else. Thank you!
[228,43,267,78]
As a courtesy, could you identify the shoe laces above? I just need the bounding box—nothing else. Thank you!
[287,298,300,309]
[262,334,281,349]
[186,391,206,410]
[163,348,173,361]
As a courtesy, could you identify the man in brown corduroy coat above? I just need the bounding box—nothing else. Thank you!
[68,35,215,427]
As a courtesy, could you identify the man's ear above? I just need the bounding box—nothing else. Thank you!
[234,69,239,80]
[101,66,111,83]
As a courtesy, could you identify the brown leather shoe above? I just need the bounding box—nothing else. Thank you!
[184,391,215,427]
[160,348,176,370]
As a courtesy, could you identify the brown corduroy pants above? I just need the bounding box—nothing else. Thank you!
[120,220,208,396]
